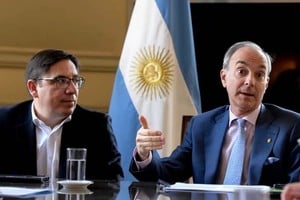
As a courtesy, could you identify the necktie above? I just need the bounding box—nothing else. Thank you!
[223,118,246,185]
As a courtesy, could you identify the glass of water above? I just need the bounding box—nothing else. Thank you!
[66,148,87,181]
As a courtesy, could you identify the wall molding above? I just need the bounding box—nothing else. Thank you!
[0,46,119,73]
[0,100,108,112]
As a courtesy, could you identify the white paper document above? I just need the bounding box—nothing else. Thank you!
[0,186,52,198]
[163,182,271,193]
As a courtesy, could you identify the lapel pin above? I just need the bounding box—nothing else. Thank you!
[267,138,272,143]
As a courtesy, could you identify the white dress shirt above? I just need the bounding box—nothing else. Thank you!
[31,103,71,178]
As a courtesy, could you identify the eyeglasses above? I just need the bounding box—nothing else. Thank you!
[37,75,85,89]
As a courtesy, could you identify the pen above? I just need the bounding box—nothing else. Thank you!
[157,179,171,192]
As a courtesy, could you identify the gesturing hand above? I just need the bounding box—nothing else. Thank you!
[136,115,165,160]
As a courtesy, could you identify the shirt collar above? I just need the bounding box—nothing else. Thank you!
[31,102,72,129]
[229,104,261,126]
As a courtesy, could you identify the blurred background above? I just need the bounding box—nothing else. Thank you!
[0,0,299,113]
[191,2,300,113]
[0,0,132,111]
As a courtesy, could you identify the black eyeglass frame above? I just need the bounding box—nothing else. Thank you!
[37,75,85,89]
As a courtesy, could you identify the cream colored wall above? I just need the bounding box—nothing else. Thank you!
[0,0,133,112]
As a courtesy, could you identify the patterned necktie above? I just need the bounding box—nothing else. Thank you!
[223,118,247,185]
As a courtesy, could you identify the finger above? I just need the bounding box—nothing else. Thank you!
[137,129,163,137]
[138,142,162,151]
[139,115,149,129]
[137,136,165,147]
[145,141,164,150]
[150,141,164,149]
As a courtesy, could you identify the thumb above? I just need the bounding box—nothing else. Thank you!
[139,115,149,129]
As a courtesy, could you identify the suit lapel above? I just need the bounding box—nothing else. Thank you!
[248,105,278,185]
[15,115,37,174]
[205,110,229,183]
[59,119,80,178]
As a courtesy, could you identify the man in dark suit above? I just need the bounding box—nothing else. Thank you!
[0,49,123,181]
[129,41,300,186]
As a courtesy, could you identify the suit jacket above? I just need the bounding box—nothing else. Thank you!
[0,100,123,181]
[130,104,300,186]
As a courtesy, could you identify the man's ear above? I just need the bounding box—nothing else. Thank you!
[27,80,38,98]
[220,69,227,88]
[265,76,270,90]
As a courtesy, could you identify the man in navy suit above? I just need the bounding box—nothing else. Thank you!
[0,49,123,181]
[129,41,300,186]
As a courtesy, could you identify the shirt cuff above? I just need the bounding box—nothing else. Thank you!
[133,147,152,170]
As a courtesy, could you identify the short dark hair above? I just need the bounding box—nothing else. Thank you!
[25,49,80,82]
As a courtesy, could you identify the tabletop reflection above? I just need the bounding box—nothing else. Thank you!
[0,180,280,200]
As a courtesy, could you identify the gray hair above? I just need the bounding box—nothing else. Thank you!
[222,41,272,75]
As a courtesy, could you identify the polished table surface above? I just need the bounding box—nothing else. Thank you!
[0,180,281,200]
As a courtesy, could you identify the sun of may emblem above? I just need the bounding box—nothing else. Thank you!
[129,45,174,101]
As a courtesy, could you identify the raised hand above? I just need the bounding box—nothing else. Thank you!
[136,115,165,160]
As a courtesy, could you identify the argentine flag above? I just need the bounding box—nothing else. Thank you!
[109,0,201,181]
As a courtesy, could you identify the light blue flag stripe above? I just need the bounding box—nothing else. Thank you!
[156,0,201,113]
[109,69,139,181]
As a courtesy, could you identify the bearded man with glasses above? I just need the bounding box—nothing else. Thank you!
[0,49,123,181]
